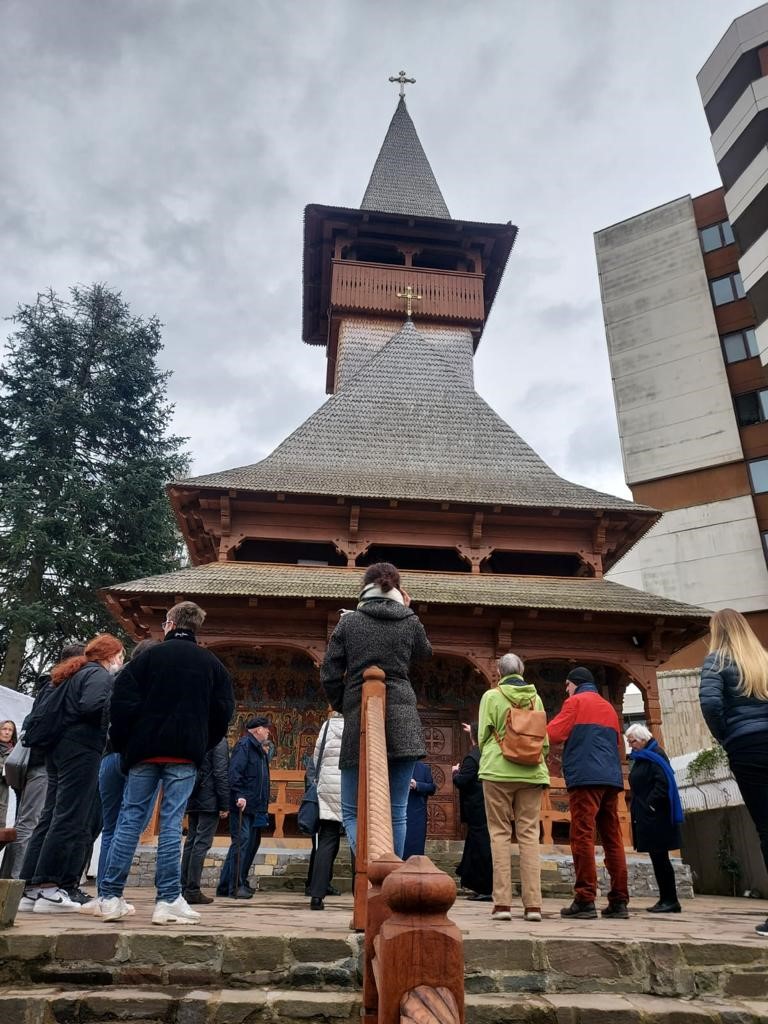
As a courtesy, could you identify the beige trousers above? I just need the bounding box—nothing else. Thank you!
[482,779,543,909]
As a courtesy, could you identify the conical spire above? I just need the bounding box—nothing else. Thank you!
[361,97,450,219]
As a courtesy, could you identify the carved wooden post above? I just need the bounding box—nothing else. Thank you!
[353,665,390,931]
[363,853,402,1023]
[376,856,464,1024]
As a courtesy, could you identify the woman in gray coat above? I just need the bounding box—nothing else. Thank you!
[320,562,432,858]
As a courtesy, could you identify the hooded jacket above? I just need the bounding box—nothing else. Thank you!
[320,599,432,769]
[314,714,344,822]
[478,676,550,785]
[699,652,768,750]
[546,682,623,790]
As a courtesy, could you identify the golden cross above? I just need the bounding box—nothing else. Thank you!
[396,284,422,318]
[388,70,415,98]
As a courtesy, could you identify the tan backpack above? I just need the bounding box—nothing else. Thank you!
[493,689,547,766]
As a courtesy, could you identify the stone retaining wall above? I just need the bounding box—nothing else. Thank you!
[0,930,765,998]
[126,844,693,899]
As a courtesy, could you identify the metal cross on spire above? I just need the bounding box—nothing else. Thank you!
[397,284,422,318]
[388,69,415,98]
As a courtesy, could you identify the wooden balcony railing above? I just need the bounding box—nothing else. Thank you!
[355,666,464,1024]
[331,260,485,323]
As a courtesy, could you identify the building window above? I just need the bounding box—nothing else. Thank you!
[700,220,735,253]
[710,272,746,306]
[735,390,768,426]
[748,457,768,493]
[721,328,759,363]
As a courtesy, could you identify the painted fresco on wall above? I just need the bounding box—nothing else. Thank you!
[219,648,326,771]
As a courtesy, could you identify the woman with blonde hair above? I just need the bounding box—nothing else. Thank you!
[700,608,768,936]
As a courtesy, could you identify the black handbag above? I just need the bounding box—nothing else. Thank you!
[297,721,330,836]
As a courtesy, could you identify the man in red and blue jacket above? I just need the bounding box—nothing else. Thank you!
[547,667,629,920]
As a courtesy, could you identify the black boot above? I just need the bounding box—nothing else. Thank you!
[560,899,597,919]
[601,901,630,919]
[647,900,681,914]
[310,897,325,911]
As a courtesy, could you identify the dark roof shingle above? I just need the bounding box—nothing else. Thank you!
[360,97,450,219]
[181,320,651,514]
[105,561,710,620]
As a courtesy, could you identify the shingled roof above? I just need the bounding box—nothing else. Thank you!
[105,562,710,620]
[182,320,652,514]
[360,97,450,219]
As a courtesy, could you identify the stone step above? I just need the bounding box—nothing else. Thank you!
[1,987,767,1024]
[3,918,768,999]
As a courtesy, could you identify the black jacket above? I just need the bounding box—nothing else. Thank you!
[628,748,681,852]
[452,746,487,829]
[321,599,432,769]
[699,653,768,750]
[229,733,270,824]
[187,737,230,813]
[109,629,234,768]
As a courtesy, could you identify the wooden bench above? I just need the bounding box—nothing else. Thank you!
[540,777,633,847]
[268,770,305,838]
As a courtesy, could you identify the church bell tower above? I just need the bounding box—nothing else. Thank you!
[301,72,518,393]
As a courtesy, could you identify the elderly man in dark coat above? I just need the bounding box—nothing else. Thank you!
[216,716,271,899]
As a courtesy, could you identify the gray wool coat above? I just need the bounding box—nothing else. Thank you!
[320,600,433,769]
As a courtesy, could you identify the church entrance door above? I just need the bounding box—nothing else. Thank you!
[419,711,464,840]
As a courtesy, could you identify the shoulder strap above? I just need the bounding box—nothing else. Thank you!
[315,721,330,775]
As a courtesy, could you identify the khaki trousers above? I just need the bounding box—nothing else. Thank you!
[482,779,543,909]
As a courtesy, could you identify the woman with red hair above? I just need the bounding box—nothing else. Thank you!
[19,634,124,914]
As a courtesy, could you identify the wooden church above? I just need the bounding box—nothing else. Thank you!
[103,84,708,841]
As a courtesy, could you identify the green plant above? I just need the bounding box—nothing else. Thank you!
[687,744,728,783]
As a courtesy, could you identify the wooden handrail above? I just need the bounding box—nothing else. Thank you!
[355,666,464,1024]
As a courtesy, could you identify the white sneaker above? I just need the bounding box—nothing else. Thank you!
[100,896,134,922]
[152,895,201,925]
[33,887,81,913]
[524,909,542,922]
[18,893,39,912]
[81,896,136,918]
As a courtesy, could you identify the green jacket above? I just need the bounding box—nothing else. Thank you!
[478,676,550,785]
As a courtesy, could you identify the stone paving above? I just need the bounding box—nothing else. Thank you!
[9,889,765,944]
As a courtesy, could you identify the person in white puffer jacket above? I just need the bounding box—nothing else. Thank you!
[308,712,344,910]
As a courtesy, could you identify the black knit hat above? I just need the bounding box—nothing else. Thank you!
[245,715,271,729]
[566,667,595,688]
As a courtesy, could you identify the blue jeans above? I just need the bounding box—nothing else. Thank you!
[340,759,416,858]
[101,762,196,903]
[97,753,159,896]
[217,810,262,894]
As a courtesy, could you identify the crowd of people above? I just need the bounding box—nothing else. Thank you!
[1,563,767,935]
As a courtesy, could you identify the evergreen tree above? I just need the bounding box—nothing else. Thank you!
[0,284,189,690]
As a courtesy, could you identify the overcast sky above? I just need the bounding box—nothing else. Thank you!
[1,0,753,500]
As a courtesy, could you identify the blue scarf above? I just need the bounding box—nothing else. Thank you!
[629,739,683,825]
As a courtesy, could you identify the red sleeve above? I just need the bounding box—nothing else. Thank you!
[547,697,578,745]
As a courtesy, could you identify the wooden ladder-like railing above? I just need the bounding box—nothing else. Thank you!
[354,666,465,1024]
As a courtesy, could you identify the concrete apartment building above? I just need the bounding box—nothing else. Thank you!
[595,4,768,670]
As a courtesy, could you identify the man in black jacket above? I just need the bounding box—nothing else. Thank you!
[181,737,229,904]
[99,601,234,925]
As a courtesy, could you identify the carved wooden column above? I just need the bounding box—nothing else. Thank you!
[376,856,464,1024]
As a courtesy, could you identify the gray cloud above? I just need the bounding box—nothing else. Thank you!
[0,0,749,494]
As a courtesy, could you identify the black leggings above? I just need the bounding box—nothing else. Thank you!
[729,747,768,876]
[648,848,678,904]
